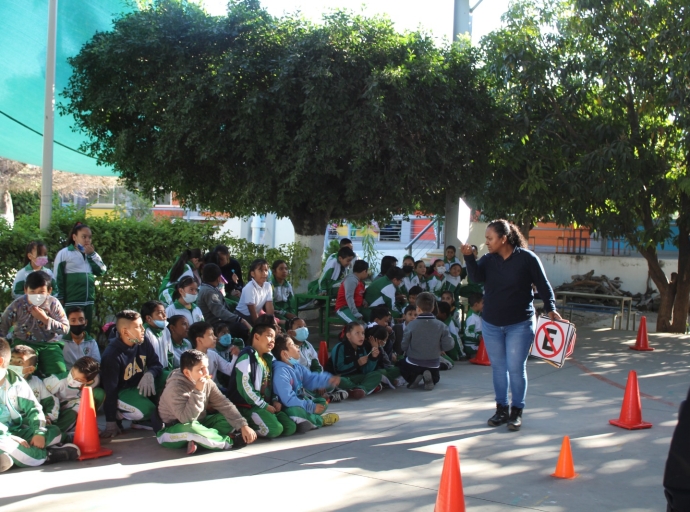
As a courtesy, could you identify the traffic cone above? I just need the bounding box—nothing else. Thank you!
[435,446,466,512]
[469,338,491,366]
[318,341,329,368]
[551,436,578,479]
[609,370,653,430]
[630,316,654,351]
[73,386,113,460]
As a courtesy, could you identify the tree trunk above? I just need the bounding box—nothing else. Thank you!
[670,219,690,332]
[290,209,331,293]
[518,219,532,247]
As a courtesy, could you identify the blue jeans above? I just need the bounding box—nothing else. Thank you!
[482,317,536,409]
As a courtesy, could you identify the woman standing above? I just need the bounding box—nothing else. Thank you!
[54,222,107,332]
[461,219,560,431]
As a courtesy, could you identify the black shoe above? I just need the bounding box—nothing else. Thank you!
[422,370,434,391]
[407,374,424,389]
[507,407,523,431]
[487,404,510,427]
[230,433,247,450]
[45,443,80,464]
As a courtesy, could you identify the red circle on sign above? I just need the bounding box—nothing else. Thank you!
[535,322,565,358]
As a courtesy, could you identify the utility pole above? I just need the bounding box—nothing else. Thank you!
[40,0,58,230]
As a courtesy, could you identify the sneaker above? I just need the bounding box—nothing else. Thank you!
[422,370,434,391]
[370,384,384,394]
[393,376,407,387]
[348,388,366,400]
[296,420,315,434]
[322,413,340,426]
[326,389,349,403]
[0,453,13,473]
[487,403,510,427]
[507,407,523,431]
[186,441,197,455]
[45,443,80,464]
[131,420,154,431]
[230,433,247,450]
[407,374,424,389]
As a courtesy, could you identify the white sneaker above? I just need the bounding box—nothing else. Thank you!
[393,377,407,387]
[0,453,13,473]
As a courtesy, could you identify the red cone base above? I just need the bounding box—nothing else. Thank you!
[609,370,653,430]
[74,387,113,460]
[630,316,654,351]
[469,338,490,366]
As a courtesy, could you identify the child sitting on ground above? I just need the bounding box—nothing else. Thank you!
[392,305,418,359]
[272,335,340,432]
[407,285,423,309]
[214,322,243,364]
[401,293,454,391]
[61,307,100,370]
[164,315,192,368]
[226,324,297,438]
[0,270,69,376]
[437,302,465,361]
[462,293,484,357]
[335,260,369,323]
[440,291,463,332]
[0,338,79,473]
[364,267,405,318]
[188,321,236,385]
[43,356,104,434]
[286,317,321,372]
[9,345,59,424]
[328,322,384,399]
[365,324,404,388]
[427,259,448,300]
[442,263,464,302]
[157,349,257,454]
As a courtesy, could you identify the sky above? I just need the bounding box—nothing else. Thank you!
[196,0,512,45]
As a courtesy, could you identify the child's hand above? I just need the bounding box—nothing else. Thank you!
[314,404,326,414]
[31,435,45,449]
[11,435,29,448]
[241,425,257,444]
[386,325,393,334]
[29,306,49,324]
[84,244,95,255]
[230,346,240,357]
[272,401,282,413]
[357,355,369,366]
[328,376,341,387]
[371,346,380,358]
[460,244,473,256]
[391,353,398,363]
[194,376,207,392]
[266,405,277,414]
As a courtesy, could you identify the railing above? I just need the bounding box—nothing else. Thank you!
[405,216,444,260]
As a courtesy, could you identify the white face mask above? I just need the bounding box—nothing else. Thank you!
[8,365,25,377]
[183,293,198,304]
[27,294,48,307]
[67,374,83,388]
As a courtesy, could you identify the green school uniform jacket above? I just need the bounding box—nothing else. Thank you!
[271,275,296,317]
[0,369,48,438]
[12,264,58,299]
[54,245,106,307]
[364,276,402,315]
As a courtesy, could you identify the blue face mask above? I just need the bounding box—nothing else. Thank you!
[288,357,301,366]
[77,244,85,253]
[153,320,166,329]
[293,327,309,342]
[218,334,232,347]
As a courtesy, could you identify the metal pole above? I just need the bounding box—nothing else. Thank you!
[40,0,58,230]
[453,0,471,40]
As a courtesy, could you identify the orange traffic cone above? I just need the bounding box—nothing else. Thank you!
[435,446,466,512]
[630,316,654,351]
[469,338,491,366]
[318,341,329,368]
[609,370,653,430]
[73,386,113,460]
[551,436,578,479]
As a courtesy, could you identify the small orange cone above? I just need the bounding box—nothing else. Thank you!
[318,341,329,368]
[630,316,654,351]
[435,446,466,512]
[551,436,579,479]
[469,338,491,366]
[609,370,652,430]
[73,386,113,460]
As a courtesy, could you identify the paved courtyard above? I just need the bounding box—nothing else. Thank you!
[1,326,687,512]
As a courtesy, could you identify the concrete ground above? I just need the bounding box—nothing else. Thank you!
[1,327,688,512]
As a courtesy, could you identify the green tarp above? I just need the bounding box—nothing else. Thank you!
[0,1,134,176]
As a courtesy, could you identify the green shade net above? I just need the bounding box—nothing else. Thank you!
[0,0,135,176]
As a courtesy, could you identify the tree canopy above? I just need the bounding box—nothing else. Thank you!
[62,0,499,237]
[478,0,690,332]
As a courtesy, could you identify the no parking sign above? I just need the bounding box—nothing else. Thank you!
[530,316,576,368]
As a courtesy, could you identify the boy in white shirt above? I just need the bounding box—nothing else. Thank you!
[188,322,237,386]
[235,259,276,325]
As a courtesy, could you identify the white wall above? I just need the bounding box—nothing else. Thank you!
[272,217,295,247]
[537,252,677,295]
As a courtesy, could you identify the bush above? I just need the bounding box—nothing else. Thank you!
[0,207,309,331]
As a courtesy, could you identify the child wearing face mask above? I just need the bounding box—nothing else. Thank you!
[43,356,104,434]
[11,241,58,299]
[60,307,100,370]
[142,301,173,374]
[286,318,321,372]
[399,255,419,297]
[427,259,448,299]
[272,335,340,432]
[0,270,69,377]
[165,276,204,327]
[10,345,59,425]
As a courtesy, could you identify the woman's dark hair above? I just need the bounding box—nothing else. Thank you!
[379,256,398,276]
[169,249,202,283]
[172,276,196,301]
[67,222,89,247]
[141,300,164,323]
[271,334,291,360]
[365,324,388,342]
[249,259,269,275]
[488,219,527,248]
[24,241,47,265]
[272,259,287,272]
[339,321,364,342]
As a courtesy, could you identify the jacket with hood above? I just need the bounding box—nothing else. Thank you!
[158,369,247,429]
[272,360,333,414]
[0,369,47,437]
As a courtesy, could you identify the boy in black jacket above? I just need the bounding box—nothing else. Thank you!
[100,310,164,438]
